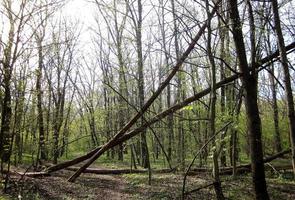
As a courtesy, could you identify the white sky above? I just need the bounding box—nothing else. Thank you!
[63,0,96,50]
[64,0,94,21]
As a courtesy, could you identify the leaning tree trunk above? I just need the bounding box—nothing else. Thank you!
[66,7,219,182]
[271,0,295,175]
[44,40,294,175]
[65,6,293,182]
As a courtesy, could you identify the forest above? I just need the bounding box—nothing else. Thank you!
[0,0,295,199]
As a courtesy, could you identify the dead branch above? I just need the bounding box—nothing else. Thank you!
[183,182,217,196]
[44,42,295,176]
[188,149,291,175]
[65,167,175,175]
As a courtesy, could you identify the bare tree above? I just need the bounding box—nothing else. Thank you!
[271,0,295,175]
[228,0,269,199]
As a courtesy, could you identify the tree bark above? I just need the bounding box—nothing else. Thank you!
[159,0,174,162]
[271,0,295,174]
[45,42,294,174]
[228,0,269,199]
[135,0,149,169]
[0,1,14,163]
[36,38,47,161]
[67,7,219,182]
[206,0,224,198]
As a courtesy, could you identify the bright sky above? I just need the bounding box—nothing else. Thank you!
[62,0,98,58]
[64,0,94,20]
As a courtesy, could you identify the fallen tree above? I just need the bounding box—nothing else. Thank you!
[63,149,292,175]
[46,5,218,174]
[65,167,175,174]
[43,42,295,177]
[189,149,292,175]
[67,4,222,182]
[187,164,293,175]
[19,163,293,177]
[21,148,291,178]
[183,182,219,197]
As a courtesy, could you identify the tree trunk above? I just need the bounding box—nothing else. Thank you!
[36,39,47,161]
[271,0,295,174]
[0,2,14,163]
[66,33,293,182]
[135,0,149,169]
[46,40,290,174]
[206,1,224,198]
[43,40,294,174]
[159,0,174,163]
[228,0,269,199]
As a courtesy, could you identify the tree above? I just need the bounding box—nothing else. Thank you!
[271,0,295,174]
[34,2,52,161]
[206,0,224,198]
[125,0,150,168]
[67,7,217,181]
[228,0,269,199]
[0,0,14,163]
[45,20,78,164]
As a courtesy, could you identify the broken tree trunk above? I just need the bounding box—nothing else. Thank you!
[218,164,293,175]
[188,149,291,175]
[67,5,220,183]
[44,42,295,176]
[66,167,174,175]
[18,148,291,177]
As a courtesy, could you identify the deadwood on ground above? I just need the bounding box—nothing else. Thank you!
[21,146,291,177]
[43,42,295,175]
[35,42,295,179]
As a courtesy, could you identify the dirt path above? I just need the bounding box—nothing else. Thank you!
[4,168,133,200]
[41,173,131,199]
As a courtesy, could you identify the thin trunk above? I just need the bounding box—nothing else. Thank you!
[271,0,295,174]
[66,7,289,181]
[269,64,282,153]
[134,0,149,169]
[171,0,185,170]
[46,41,294,173]
[114,0,127,161]
[218,1,227,167]
[232,90,243,177]
[159,0,174,162]
[206,1,224,199]
[13,73,26,165]
[36,39,47,161]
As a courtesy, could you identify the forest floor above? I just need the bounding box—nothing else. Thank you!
[1,164,295,200]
